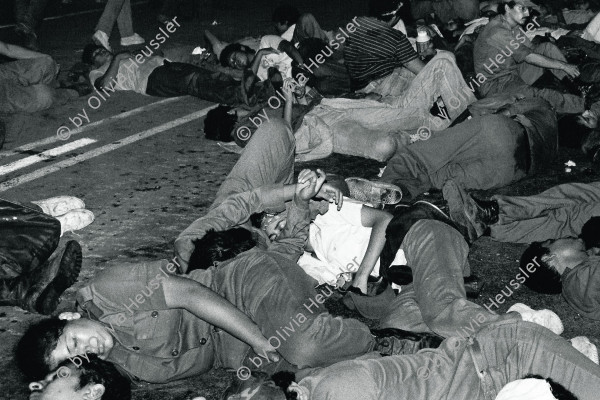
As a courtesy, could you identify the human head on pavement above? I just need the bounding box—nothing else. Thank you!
[82,43,112,68]
[520,237,590,294]
[16,313,115,380]
[28,355,130,400]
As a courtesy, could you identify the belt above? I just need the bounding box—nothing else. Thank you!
[467,337,497,400]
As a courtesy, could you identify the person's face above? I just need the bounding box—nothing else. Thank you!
[542,237,588,274]
[29,367,104,400]
[262,213,287,241]
[49,319,114,369]
[228,50,251,70]
[506,3,530,25]
[274,21,289,35]
[92,47,112,68]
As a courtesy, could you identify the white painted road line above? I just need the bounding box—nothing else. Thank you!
[0,97,181,159]
[0,138,97,176]
[0,106,216,192]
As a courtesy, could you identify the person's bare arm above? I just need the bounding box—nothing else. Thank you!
[524,53,579,79]
[162,275,279,362]
[404,58,425,75]
[95,52,132,90]
[351,206,393,293]
[278,39,303,65]
[0,40,47,59]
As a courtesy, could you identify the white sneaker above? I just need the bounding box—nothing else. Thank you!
[507,303,564,335]
[120,33,145,47]
[92,30,112,52]
[32,196,86,217]
[570,336,599,364]
[56,209,95,236]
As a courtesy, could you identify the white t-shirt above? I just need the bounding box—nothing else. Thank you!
[298,199,406,286]
[256,35,293,81]
[89,55,165,94]
[281,24,296,41]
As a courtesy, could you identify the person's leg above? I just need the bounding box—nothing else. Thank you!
[387,51,477,124]
[0,56,58,86]
[14,0,28,26]
[213,118,295,207]
[0,80,55,113]
[475,320,600,400]
[490,182,600,243]
[388,220,518,337]
[519,42,569,84]
[115,0,135,38]
[95,0,127,36]
[292,13,329,43]
[382,114,526,195]
[27,0,50,30]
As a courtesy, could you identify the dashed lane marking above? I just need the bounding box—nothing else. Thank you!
[0,106,216,192]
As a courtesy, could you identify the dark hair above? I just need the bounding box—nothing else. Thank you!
[581,216,600,250]
[272,4,300,25]
[16,318,67,380]
[368,0,403,21]
[204,105,237,142]
[219,43,255,67]
[82,43,104,65]
[522,375,579,400]
[67,355,131,400]
[250,212,266,229]
[520,242,562,294]
[501,1,518,14]
[272,371,298,399]
[557,115,592,149]
[188,228,256,272]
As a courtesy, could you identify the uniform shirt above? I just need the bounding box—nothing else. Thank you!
[344,16,418,90]
[76,195,311,383]
[562,257,600,320]
[473,15,534,92]
[89,55,166,95]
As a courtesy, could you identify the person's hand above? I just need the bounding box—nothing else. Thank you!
[351,275,368,294]
[282,78,295,104]
[296,169,326,201]
[561,63,580,79]
[252,341,280,363]
[316,182,344,211]
[58,312,81,321]
[578,110,598,129]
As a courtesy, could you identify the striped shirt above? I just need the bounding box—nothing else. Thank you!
[344,16,418,90]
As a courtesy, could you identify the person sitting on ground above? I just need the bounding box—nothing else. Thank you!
[25,354,131,400]
[473,0,600,122]
[15,172,443,384]
[81,43,271,107]
[0,40,78,114]
[222,320,599,400]
[1,196,93,314]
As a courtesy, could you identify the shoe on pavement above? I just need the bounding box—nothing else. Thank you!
[507,303,564,335]
[32,196,86,217]
[345,177,402,207]
[442,180,499,242]
[120,33,145,47]
[56,209,95,236]
[26,240,82,314]
[92,30,112,52]
[570,336,599,364]
[372,327,443,356]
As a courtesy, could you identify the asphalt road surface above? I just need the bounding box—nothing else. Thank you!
[0,1,598,399]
